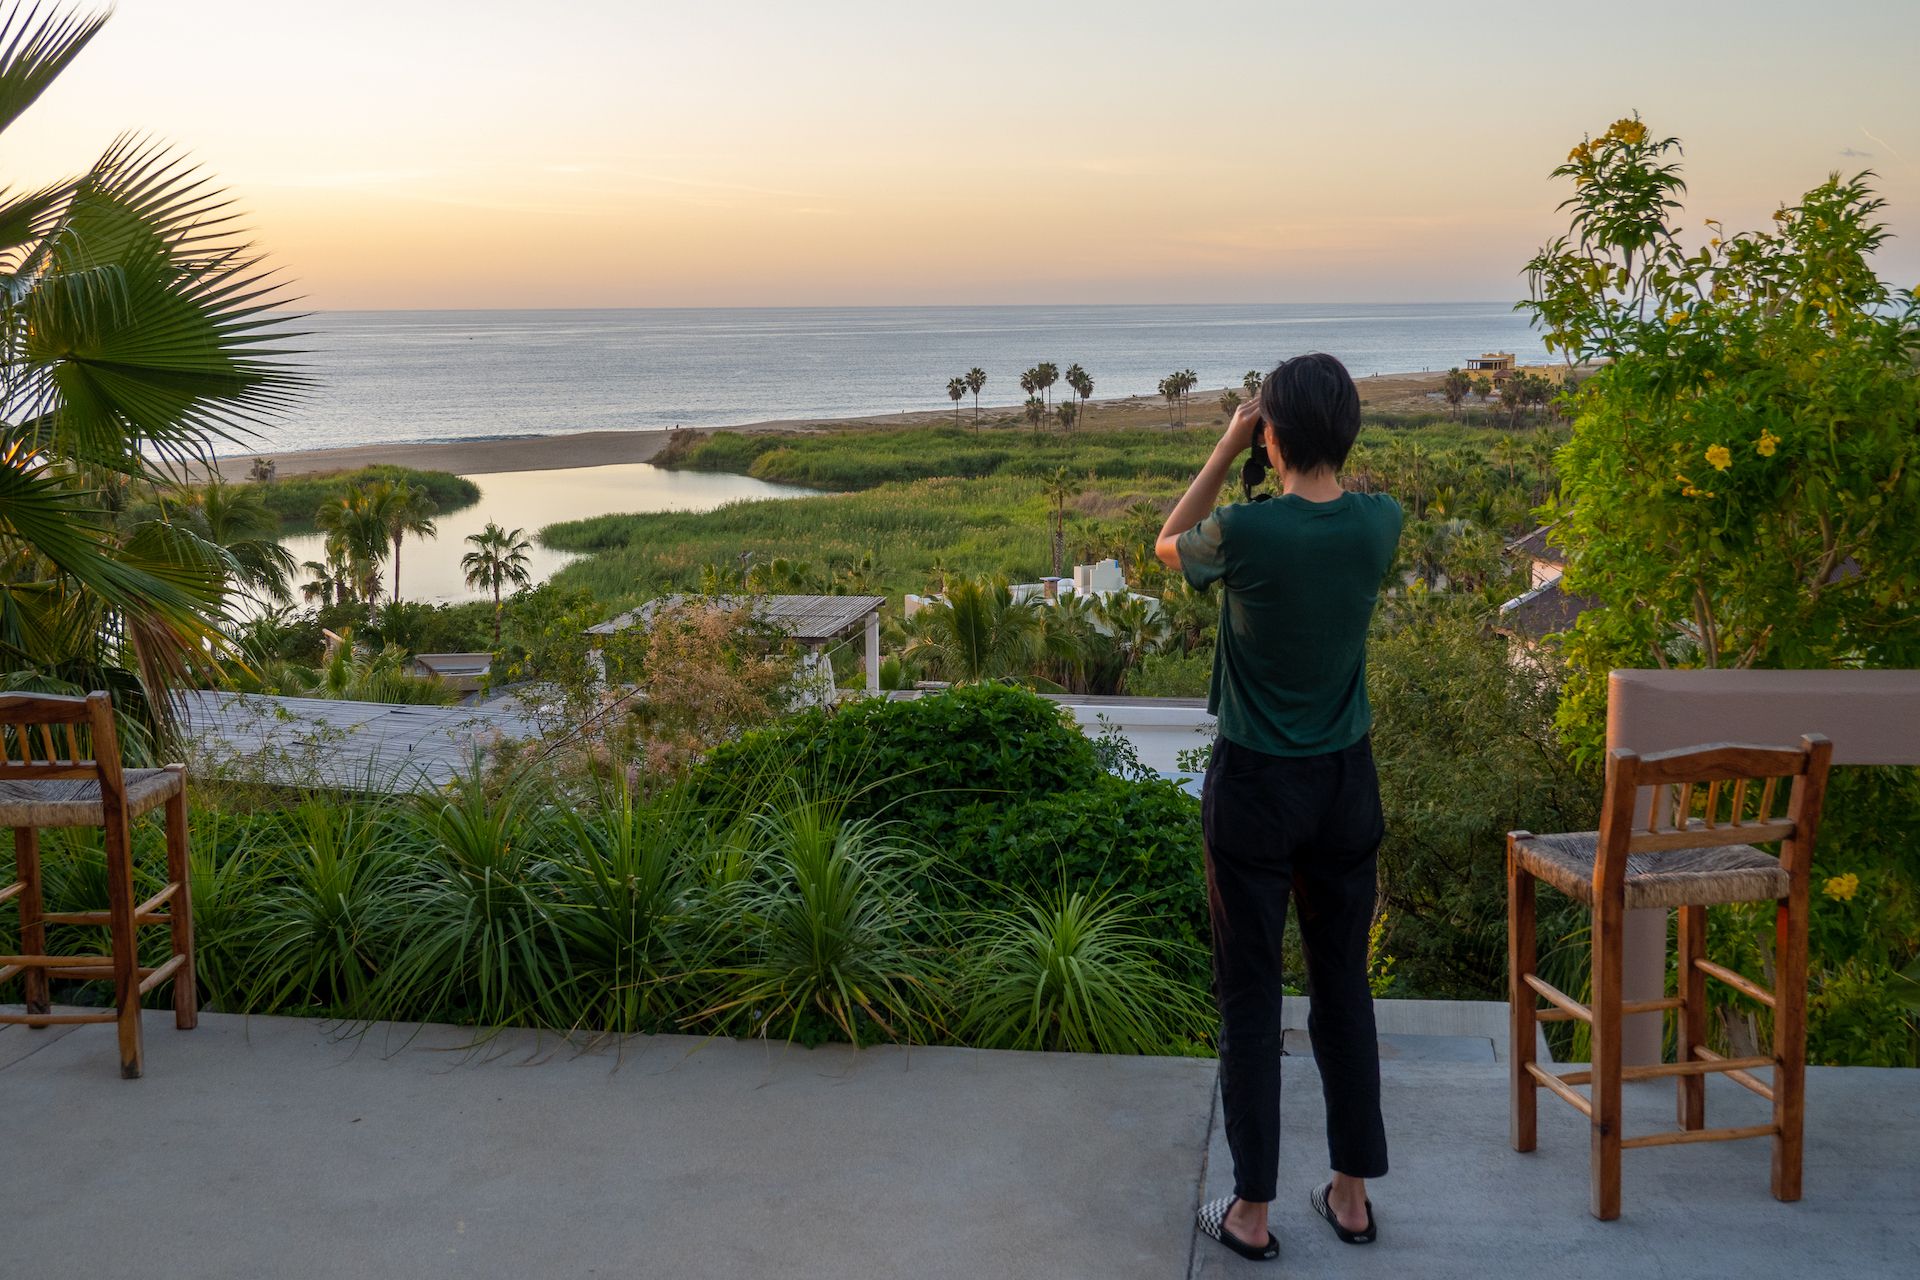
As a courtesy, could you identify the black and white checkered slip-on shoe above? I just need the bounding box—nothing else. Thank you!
[1195,1195,1280,1262]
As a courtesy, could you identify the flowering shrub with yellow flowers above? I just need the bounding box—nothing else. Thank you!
[1521,117,1920,1066]
[1525,115,1920,747]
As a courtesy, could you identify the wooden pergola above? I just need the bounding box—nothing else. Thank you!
[586,594,887,693]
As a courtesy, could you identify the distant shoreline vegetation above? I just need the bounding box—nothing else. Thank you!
[544,413,1556,605]
[239,465,481,534]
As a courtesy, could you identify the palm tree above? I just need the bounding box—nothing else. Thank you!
[1442,368,1471,418]
[1065,364,1092,429]
[1490,435,1524,481]
[0,4,300,735]
[1055,400,1077,431]
[1219,389,1241,416]
[299,553,350,609]
[1243,370,1264,398]
[965,367,986,424]
[1093,593,1169,682]
[461,522,533,644]
[314,489,388,603]
[1019,367,1040,408]
[1023,395,1047,431]
[1157,580,1217,655]
[192,480,297,604]
[1035,362,1059,412]
[900,577,1046,684]
[1041,467,1081,578]
[946,376,966,425]
[380,481,437,603]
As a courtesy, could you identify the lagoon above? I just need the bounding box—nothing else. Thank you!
[278,462,814,605]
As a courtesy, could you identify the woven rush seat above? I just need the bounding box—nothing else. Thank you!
[1512,829,1788,909]
[0,768,183,828]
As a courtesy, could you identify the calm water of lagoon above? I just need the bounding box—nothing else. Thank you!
[278,462,814,605]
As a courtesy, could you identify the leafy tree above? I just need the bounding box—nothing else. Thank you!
[462,522,533,644]
[946,375,966,425]
[0,4,299,733]
[1522,116,1920,755]
[1054,399,1077,432]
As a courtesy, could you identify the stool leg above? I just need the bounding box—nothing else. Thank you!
[1677,905,1707,1131]
[102,801,142,1080]
[1590,893,1624,1221]
[1508,841,1538,1152]
[1772,887,1808,1202]
[14,828,50,1019]
[163,772,197,1031]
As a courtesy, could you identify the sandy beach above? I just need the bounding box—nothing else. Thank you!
[215,370,1460,480]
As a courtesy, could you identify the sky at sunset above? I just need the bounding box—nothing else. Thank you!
[5,0,1916,310]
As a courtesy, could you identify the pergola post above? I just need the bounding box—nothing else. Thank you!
[865,609,881,694]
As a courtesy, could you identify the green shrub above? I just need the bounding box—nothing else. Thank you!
[945,774,1207,984]
[1128,647,1213,698]
[688,684,1102,838]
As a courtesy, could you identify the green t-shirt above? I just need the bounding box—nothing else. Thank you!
[1176,491,1403,757]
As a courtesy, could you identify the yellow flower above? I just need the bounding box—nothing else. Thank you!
[1757,430,1779,457]
[1823,873,1859,902]
[1602,118,1646,146]
[1705,444,1732,471]
[1668,310,1688,325]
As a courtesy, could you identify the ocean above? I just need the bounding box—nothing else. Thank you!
[242,302,1549,456]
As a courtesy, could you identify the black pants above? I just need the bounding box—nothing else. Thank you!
[1201,734,1389,1202]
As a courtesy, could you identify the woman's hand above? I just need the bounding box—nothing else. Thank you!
[1159,398,1264,571]
[1222,398,1264,452]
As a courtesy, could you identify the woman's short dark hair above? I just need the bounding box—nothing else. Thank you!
[1257,352,1361,475]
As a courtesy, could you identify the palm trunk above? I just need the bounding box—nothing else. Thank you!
[391,534,403,602]
[492,579,502,645]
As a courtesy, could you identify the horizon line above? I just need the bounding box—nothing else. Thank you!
[297,299,1528,315]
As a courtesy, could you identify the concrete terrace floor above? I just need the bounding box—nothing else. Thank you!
[3,1010,1916,1280]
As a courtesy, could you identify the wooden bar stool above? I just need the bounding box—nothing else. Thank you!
[0,691,197,1078]
[1507,735,1832,1219]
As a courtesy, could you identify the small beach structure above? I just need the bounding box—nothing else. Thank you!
[1466,351,1517,377]
[587,593,886,695]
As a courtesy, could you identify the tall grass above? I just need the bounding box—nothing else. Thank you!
[958,887,1214,1054]
[698,794,943,1046]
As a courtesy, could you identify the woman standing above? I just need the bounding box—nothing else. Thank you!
[1155,353,1402,1263]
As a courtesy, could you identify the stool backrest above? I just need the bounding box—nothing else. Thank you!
[1594,735,1834,896]
[0,691,124,789]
